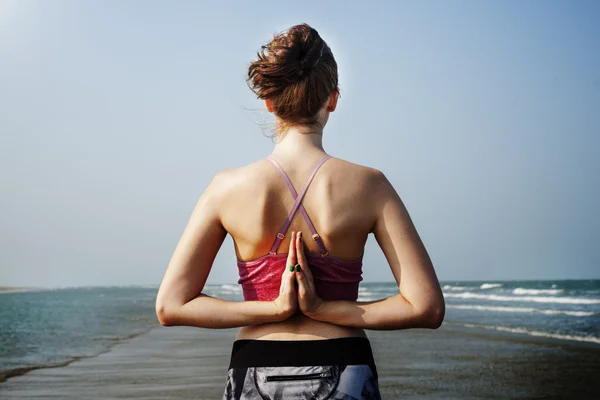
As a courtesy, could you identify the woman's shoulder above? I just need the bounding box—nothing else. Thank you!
[329,157,384,175]
[208,157,390,198]
[327,157,389,190]
[205,160,264,194]
[211,159,275,187]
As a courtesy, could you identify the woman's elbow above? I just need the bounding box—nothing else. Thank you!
[155,300,178,327]
[418,298,445,329]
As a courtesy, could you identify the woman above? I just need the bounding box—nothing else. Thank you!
[156,23,445,399]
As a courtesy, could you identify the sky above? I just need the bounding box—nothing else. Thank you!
[1,0,599,287]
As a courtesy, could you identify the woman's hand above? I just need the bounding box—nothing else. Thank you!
[294,231,325,318]
[272,232,299,320]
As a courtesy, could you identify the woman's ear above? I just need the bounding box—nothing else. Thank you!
[327,90,339,112]
[265,99,275,113]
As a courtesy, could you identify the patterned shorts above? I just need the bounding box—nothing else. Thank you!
[222,337,381,400]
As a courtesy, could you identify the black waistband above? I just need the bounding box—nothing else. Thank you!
[228,337,377,373]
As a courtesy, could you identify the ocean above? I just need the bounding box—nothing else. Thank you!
[1,280,599,382]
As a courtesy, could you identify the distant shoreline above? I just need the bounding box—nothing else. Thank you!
[1,280,598,291]
[0,287,43,293]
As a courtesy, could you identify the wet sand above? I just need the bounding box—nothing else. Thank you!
[1,325,599,399]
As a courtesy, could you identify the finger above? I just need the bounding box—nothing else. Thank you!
[296,268,315,296]
[286,257,297,290]
[283,273,296,293]
[295,232,315,291]
[281,232,296,294]
[281,264,297,292]
[280,261,289,294]
[295,231,309,270]
[286,231,297,271]
[295,269,308,298]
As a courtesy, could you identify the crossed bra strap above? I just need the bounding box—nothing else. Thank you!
[266,155,332,256]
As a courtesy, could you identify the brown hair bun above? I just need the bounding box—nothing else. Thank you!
[248,23,339,128]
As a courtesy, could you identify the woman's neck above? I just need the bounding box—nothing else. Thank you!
[271,126,327,159]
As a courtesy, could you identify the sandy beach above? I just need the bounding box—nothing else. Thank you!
[1,325,599,399]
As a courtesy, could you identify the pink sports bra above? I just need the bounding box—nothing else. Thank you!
[237,155,363,302]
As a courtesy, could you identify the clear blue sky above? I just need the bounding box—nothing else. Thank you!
[1,0,598,287]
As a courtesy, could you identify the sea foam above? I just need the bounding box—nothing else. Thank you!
[461,323,600,344]
[447,304,594,317]
[443,292,600,304]
[513,288,564,295]
[480,283,503,289]
[443,285,470,291]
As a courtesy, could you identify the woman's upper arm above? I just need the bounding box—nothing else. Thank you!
[156,172,228,310]
[371,170,444,314]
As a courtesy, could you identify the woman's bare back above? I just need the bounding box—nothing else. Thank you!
[157,148,443,335]
[216,154,384,339]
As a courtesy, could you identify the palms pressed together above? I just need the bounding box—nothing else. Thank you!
[274,231,324,319]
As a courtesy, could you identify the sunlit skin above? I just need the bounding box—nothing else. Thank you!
[156,91,445,340]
